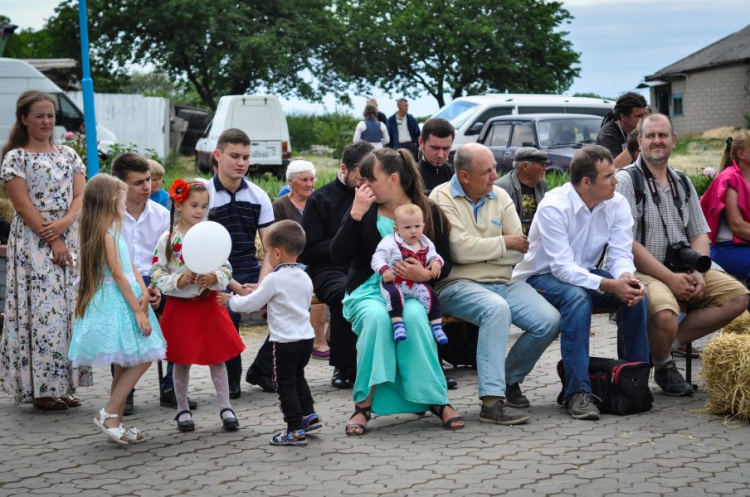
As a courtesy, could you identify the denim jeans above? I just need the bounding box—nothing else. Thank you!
[437,279,560,398]
[526,269,650,400]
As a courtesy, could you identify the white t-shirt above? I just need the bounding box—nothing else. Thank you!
[122,200,171,277]
[228,263,314,343]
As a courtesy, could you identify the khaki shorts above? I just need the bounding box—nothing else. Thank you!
[635,269,749,320]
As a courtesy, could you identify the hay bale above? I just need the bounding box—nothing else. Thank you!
[0,198,14,222]
[701,333,750,420]
[722,311,750,335]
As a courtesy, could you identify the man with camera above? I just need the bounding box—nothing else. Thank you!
[615,114,749,396]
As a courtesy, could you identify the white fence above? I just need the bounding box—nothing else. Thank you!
[66,92,170,160]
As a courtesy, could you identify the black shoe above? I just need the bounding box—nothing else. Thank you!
[229,380,242,399]
[654,360,694,396]
[160,390,198,410]
[245,369,275,393]
[506,383,530,408]
[174,410,195,432]
[331,367,352,389]
[124,393,134,416]
[446,377,458,390]
[220,408,240,432]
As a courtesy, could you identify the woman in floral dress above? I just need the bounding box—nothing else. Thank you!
[0,90,91,410]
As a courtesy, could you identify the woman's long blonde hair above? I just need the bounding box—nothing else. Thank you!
[75,174,128,317]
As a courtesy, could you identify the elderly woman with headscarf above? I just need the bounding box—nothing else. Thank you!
[273,159,330,359]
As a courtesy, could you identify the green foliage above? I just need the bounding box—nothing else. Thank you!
[4,2,129,92]
[120,71,209,111]
[312,113,359,158]
[86,0,337,110]
[287,112,358,156]
[545,171,570,189]
[689,173,715,197]
[326,0,580,107]
[286,113,318,153]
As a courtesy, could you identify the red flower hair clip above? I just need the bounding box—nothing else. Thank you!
[169,179,190,203]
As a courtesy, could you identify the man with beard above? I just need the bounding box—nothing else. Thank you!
[496,147,548,236]
[300,142,374,388]
[615,114,749,397]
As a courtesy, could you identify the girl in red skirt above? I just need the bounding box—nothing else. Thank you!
[150,179,245,432]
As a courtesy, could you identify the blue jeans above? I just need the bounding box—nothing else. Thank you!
[711,242,750,283]
[437,279,560,398]
[526,269,650,400]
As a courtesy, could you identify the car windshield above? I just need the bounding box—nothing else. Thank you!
[434,101,480,130]
[536,117,602,148]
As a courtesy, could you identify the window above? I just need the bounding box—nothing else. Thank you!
[517,106,559,114]
[467,107,515,135]
[672,94,684,117]
[487,123,511,147]
[510,122,535,147]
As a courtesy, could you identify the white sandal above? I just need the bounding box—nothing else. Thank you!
[93,408,129,445]
[120,424,146,444]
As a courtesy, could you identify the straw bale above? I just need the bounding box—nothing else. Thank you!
[722,311,750,335]
[701,332,750,420]
[0,198,14,222]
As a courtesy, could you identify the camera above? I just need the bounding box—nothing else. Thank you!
[664,242,711,273]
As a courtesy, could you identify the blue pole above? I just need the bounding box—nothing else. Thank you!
[78,0,99,177]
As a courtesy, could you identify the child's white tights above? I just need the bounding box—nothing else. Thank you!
[173,363,236,422]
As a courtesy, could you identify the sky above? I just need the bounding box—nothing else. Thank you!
[2,0,749,117]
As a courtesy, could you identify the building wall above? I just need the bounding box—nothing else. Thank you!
[66,92,171,160]
[669,63,750,136]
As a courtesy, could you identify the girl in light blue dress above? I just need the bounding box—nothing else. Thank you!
[68,174,166,445]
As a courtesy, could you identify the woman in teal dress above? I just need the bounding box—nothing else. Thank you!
[330,148,464,435]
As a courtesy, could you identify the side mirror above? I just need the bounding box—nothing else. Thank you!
[466,122,484,135]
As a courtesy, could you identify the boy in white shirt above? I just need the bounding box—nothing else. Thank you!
[218,220,319,447]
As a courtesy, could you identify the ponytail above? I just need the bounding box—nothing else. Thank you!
[719,132,750,172]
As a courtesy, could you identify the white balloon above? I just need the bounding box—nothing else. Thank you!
[182,221,232,274]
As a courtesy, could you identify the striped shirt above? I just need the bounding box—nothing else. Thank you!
[208,175,274,280]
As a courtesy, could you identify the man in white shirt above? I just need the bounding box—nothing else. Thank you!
[112,153,196,413]
[513,145,650,420]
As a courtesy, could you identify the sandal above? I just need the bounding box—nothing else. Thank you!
[301,413,322,432]
[32,397,68,411]
[93,408,129,445]
[429,404,465,430]
[345,404,371,437]
[61,394,82,408]
[120,424,146,443]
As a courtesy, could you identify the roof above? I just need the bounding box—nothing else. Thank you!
[21,58,77,71]
[647,24,750,79]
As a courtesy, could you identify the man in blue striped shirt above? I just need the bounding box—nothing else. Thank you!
[208,128,275,398]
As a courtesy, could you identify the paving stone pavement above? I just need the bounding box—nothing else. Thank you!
[1,316,749,497]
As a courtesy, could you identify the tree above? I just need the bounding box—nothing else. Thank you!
[85,0,338,111]
[4,3,129,92]
[325,0,581,108]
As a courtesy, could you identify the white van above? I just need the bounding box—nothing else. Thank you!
[0,58,118,156]
[195,95,291,177]
[433,94,615,150]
